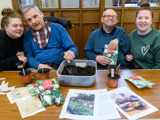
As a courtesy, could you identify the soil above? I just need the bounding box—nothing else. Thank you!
[107,73,120,79]
[38,68,50,74]
[19,70,31,76]
[61,65,96,76]
[108,65,118,70]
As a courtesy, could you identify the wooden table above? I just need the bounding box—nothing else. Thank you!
[0,70,160,120]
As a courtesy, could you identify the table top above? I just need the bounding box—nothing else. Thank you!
[0,70,160,120]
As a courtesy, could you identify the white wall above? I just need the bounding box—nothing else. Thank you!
[0,0,13,29]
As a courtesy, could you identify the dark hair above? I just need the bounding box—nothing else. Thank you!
[1,8,22,31]
[136,2,154,19]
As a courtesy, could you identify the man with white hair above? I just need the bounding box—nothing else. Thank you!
[22,5,78,70]
[84,9,130,69]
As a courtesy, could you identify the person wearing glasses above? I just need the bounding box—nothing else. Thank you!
[84,9,130,69]
[0,8,27,71]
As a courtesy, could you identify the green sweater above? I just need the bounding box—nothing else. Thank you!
[128,28,160,69]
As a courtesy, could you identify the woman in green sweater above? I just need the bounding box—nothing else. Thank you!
[126,2,160,69]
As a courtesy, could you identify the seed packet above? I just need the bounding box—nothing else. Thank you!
[103,44,118,65]
[40,92,63,106]
[37,78,64,106]
[125,76,155,89]
[27,83,40,95]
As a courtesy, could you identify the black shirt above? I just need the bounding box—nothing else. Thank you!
[0,31,24,71]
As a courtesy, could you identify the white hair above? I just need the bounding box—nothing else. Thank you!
[21,4,40,15]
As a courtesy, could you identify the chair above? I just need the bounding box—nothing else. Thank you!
[92,28,95,31]
[43,11,73,31]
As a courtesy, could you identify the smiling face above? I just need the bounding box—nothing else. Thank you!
[101,9,118,28]
[24,8,45,31]
[136,10,153,35]
[5,18,24,39]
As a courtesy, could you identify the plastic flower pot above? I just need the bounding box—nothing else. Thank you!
[107,73,120,88]
[108,64,119,73]
[19,70,32,84]
[38,68,50,80]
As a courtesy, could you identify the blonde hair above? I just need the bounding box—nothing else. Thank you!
[1,8,22,31]
[136,2,154,19]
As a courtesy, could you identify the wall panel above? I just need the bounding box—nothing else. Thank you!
[124,10,136,23]
[82,24,99,58]
[12,0,160,59]
[43,11,59,17]
[123,23,136,36]
[83,11,100,23]
[62,11,80,23]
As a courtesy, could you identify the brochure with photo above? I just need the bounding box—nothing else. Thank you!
[108,86,158,120]
[59,89,121,120]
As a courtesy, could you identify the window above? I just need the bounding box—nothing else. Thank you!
[18,0,37,8]
[82,0,100,8]
[105,0,122,7]
[125,0,142,7]
[40,0,59,8]
[61,0,79,8]
[146,0,159,6]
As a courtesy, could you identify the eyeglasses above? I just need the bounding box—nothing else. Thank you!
[103,15,117,19]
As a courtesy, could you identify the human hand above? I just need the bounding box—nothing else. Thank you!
[63,50,75,60]
[16,51,27,64]
[17,55,27,64]
[38,64,53,70]
[96,55,111,66]
[126,55,133,62]
[119,102,133,108]
[16,51,25,56]
[108,39,118,50]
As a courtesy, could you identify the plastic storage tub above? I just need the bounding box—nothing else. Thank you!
[57,59,97,87]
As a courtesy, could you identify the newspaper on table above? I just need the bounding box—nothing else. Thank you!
[16,95,46,118]
[59,89,121,120]
[6,87,46,118]
[108,86,158,120]
[6,87,31,104]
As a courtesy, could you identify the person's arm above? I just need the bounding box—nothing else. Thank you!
[60,26,78,59]
[16,51,27,64]
[0,40,19,71]
[63,50,75,60]
[153,47,160,69]
[84,32,110,65]
[84,32,97,60]
[126,54,134,62]
[23,32,40,69]
[108,39,118,50]
[0,53,19,71]
[119,102,133,110]
[118,29,130,54]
